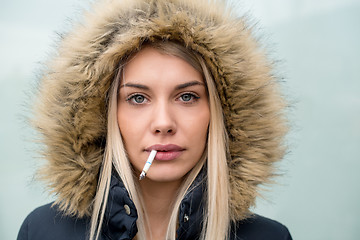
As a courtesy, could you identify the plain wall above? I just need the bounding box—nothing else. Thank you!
[1,0,359,239]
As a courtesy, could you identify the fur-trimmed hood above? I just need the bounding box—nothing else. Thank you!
[33,0,286,219]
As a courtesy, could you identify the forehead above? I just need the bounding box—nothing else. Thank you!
[122,47,204,86]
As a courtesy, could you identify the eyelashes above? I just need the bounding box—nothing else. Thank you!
[178,93,200,103]
[126,92,200,105]
[126,94,148,104]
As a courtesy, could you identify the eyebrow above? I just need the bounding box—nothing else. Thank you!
[119,83,149,90]
[174,81,205,90]
[119,81,204,90]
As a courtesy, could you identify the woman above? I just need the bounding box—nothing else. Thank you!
[18,0,291,239]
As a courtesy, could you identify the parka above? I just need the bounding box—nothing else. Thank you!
[18,0,291,239]
[18,173,292,239]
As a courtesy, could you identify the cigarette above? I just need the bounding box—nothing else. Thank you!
[139,150,157,180]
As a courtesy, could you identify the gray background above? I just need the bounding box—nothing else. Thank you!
[1,0,359,239]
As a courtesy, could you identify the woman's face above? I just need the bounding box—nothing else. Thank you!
[117,47,210,183]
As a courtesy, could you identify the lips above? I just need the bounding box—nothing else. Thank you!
[145,144,185,161]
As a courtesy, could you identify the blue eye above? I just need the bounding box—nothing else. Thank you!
[133,95,145,103]
[179,93,199,103]
[127,94,147,104]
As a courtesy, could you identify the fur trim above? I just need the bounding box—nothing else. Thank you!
[33,0,287,219]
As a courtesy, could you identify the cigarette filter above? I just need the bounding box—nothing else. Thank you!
[139,150,157,180]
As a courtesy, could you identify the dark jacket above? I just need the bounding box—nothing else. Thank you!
[18,174,292,240]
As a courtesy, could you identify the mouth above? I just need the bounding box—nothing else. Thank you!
[145,144,185,161]
[145,144,185,152]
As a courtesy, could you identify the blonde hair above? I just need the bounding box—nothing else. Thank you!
[90,41,230,240]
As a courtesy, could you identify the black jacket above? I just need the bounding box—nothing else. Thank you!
[18,174,292,240]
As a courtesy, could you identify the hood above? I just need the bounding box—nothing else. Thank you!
[33,0,287,219]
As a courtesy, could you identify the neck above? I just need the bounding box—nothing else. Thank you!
[138,178,182,240]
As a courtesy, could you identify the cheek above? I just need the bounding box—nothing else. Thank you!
[191,105,210,130]
[117,109,144,147]
[117,112,145,172]
[183,107,210,146]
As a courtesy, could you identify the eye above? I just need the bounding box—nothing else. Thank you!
[178,93,200,103]
[126,94,148,104]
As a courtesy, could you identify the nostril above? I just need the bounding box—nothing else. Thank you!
[154,128,175,134]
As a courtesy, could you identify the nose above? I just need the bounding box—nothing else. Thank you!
[150,102,176,135]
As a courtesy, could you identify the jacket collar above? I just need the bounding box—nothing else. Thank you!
[176,173,206,240]
[103,171,206,240]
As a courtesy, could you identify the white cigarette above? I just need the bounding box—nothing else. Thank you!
[139,150,157,180]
